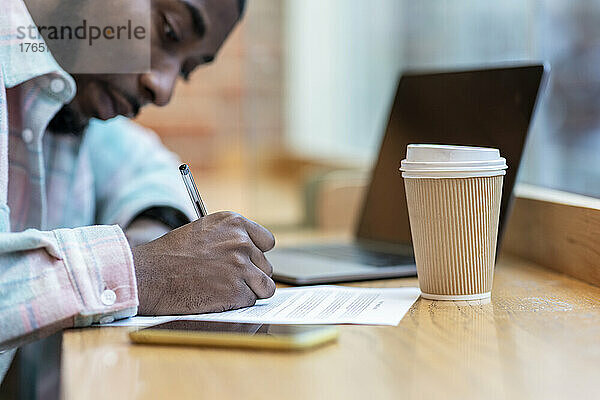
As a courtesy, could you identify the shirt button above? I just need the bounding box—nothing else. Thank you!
[99,315,115,324]
[100,289,117,306]
[21,129,33,144]
[50,78,66,94]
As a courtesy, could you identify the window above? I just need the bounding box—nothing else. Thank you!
[284,0,600,197]
[284,0,403,162]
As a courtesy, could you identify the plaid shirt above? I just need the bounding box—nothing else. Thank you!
[0,0,193,378]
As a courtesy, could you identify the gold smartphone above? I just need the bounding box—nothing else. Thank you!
[129,320,339,351]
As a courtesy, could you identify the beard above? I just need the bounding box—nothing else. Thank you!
[47,103,90,137]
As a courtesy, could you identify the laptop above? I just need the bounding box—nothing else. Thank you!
[269,64,548,285]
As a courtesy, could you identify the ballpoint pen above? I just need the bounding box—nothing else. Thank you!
[179,164,208,218]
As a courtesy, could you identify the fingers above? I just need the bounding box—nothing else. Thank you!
[242,218,276,252]
[237,225,276,300]
[245,267,276,299]
[215,211,275,252]
[196,211,277,303]
[249,246,274,277]
[230,282,258,310]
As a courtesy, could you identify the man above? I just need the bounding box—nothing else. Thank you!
[0,0,276,381]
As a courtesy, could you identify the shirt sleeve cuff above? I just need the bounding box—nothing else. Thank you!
[52,225,139,327]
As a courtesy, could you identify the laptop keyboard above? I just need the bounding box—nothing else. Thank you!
[285,244,415,267]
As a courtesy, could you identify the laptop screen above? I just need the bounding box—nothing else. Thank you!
[356,65,546,246]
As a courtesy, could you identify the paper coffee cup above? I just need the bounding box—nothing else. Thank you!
[400,144,507,300]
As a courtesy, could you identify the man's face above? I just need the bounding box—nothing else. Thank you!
[51,0,241,134]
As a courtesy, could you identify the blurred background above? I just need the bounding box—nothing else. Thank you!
[135,0,600,232]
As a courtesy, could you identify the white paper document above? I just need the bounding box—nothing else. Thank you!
[104,286,421,328]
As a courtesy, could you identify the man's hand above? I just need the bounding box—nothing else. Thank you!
[132,211,276,315]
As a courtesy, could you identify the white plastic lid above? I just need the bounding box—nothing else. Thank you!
[400,144,507,178]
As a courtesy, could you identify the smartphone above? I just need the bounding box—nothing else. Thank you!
[129,320,339,351]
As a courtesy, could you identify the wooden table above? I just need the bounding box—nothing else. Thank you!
[61,255,600,400]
